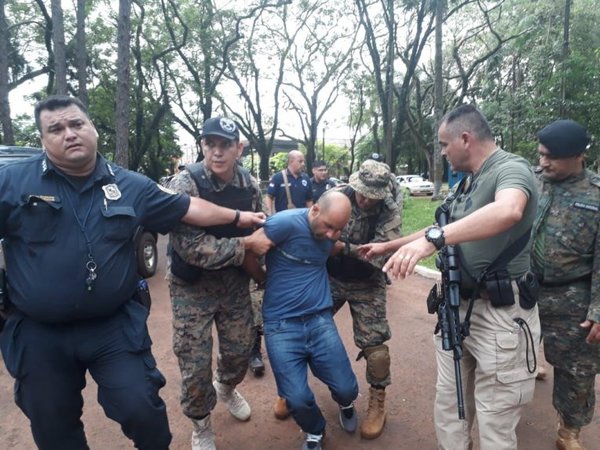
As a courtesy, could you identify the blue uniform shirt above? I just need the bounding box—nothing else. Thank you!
[267,169,312,212]
[0,153,190,323]
[262,209,333,321]
[311,177,336,201]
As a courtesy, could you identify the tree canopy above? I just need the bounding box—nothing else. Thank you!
[1,0,598,181]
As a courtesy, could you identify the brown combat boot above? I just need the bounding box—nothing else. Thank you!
[360,387,386,439]
[273,396,290,420]
[556,419,585,450]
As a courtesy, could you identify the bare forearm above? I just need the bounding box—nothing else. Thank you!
[242,252,266,284]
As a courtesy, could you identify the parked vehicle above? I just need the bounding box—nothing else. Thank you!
[0,145,42,167]
[396,174,434,196]
[0,146,158,277]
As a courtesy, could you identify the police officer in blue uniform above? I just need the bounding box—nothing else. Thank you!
[0,95,266,450]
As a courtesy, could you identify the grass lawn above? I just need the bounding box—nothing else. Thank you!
[401,194,444,271]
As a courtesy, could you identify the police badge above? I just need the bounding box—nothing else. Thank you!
[102,184,122,200]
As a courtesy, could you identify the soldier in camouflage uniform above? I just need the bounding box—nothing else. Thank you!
[168,117,268,450]
[531,119,600,450]
[329,160,402,439]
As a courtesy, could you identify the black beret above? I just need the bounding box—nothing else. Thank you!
[537,119,590,158]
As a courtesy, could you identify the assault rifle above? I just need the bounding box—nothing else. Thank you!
[426,199,467,420]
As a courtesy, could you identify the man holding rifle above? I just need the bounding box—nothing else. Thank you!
[359,104,540,450]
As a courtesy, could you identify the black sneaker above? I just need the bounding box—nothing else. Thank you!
[301,431,324,450]
[339,403,357,433]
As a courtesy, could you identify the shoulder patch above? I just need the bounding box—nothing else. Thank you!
[157,183,177,195]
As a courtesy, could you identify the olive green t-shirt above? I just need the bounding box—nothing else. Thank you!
[449,149,538,288]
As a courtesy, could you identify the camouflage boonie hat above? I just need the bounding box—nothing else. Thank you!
[349,160,390,200]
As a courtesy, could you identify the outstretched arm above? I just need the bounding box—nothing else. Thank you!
[182,197,265,228]
[383,188,528,279]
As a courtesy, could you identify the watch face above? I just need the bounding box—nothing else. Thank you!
[428,227,443,239]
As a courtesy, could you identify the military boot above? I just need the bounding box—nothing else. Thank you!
[556,419,585,450]
[191,415,216,450]
[248,328,265,377]
[213,380,251,421]
[360,386,386,440]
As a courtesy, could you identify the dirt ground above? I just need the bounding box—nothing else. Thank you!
[1,235,599,450]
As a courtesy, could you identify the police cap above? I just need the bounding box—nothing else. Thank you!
[201,116,240,141]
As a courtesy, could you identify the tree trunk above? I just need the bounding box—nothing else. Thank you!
[50,0,68,94]
[432,0,445,200]
[384,0,394,164]
[76,0,88,106]
[559,0,571,117]
[0,0,14,144]
[115,0,131,167]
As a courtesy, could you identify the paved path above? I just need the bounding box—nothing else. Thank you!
[1,235,598,449]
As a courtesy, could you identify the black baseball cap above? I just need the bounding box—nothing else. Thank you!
[201,116,240,140]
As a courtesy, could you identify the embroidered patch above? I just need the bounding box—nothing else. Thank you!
[573,201,599,212]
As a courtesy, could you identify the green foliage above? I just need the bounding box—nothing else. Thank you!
[269,152,289,172]
[11,115,40,147]
[402,196,442,270]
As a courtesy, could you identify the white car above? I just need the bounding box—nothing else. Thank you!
[396,174,434,196]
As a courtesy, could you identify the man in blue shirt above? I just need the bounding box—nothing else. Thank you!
[310,160,337,201]
[251,191,358,450]
[265,150,313,214]
[0,95,266,450]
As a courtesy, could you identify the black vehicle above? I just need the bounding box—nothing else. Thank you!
[0,145,158,277]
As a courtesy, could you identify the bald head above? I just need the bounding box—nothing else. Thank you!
[287,150,306,176]
[308,191,351,240]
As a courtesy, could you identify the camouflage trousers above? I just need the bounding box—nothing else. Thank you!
[249,282,264,330]
[538,281,599,427]
[170,268,253,419]
[330,272,391,387]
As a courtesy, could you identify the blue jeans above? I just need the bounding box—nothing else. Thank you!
[264,310,358,434]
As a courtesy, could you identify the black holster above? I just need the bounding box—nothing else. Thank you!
[133,278,152,311]
[516,271,539,310]
[482,269,515,308]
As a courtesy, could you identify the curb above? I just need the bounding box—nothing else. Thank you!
[414,265,441,281]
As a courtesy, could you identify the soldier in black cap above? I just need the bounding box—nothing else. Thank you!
[532,119,599,450]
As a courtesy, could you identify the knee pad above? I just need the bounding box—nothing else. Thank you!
[364,344,390,384]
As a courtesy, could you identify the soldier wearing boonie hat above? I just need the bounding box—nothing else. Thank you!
[330,158,402,439]
[348,160,391,200]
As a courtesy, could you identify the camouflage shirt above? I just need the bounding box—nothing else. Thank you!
[335,185,403,269]
[531,169,600,322]
[168,164,263,271]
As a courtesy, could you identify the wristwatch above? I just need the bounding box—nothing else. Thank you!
[425,226,445,250]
